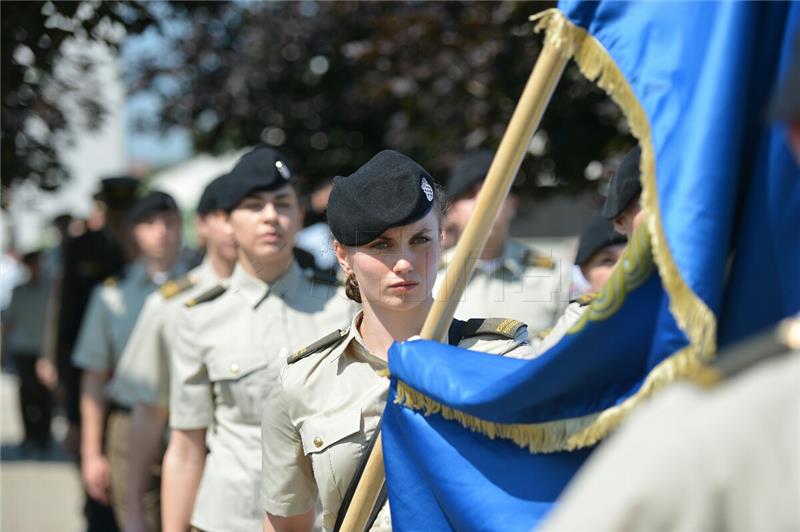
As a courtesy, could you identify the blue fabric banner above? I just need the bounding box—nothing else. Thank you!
[383,2,800,530]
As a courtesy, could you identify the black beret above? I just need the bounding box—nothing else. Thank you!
[446,149,494,201]
[128,191,180,224]
[328,150,437,246]
[94,176,140,211]
[219,146,294,211]
[575,215,627,267]
[769,34,800,121]
[601,146,642,220]
[196,173,230,215]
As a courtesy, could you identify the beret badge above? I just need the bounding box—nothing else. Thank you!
[421,177,434,202]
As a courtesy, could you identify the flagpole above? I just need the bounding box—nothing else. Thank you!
[339,35,571,532]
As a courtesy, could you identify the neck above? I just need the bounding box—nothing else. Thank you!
[359,298,433,361]
[144,255,175,278]
[206,248,236,279]
[239,249,293,284]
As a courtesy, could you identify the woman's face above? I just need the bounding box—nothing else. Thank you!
[339,210,441,313]
[228,185,303,265]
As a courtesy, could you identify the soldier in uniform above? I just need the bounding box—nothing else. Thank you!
[533,146,643,355]
[162,146,356,532]
[437,149,571,333]
[51,176,139,532]
[101,174,237,532]
[71,191,186,529]
[261,150,536,532]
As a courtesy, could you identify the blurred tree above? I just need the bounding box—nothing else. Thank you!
[132,1,633,196]
[1,0,154,201]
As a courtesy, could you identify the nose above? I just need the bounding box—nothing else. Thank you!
[260,202,279,222]
[393,249,415,275]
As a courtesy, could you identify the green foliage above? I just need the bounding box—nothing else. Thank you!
[133,1,633,196]
[1,0,154,199]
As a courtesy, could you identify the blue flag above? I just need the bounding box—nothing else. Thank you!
[383,2,800,530]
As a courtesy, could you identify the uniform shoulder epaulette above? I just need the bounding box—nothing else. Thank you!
[571,292,598,307]
[303,267,340,287]
[524,252,556,270]
[184,284,226,308]
[288,327,350,364]
[103,276,119,288]
[160,273,197,299]
[462,318,525,339]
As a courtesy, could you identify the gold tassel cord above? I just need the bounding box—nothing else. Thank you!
[394,9,718,453]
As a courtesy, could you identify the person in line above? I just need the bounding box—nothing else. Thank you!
[71,191,186,529]
[162,146,355,532]
[3,250,54,453]
[438,149,571,333]
[534,145,643,355]
[104,174,237,532]
[261,150,536,532]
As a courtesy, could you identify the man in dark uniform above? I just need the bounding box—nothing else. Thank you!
[53,176,139,532]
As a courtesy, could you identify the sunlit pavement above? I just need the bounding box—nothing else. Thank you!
[1,373,83,532]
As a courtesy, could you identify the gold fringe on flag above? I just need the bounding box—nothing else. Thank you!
[393,8,718,453]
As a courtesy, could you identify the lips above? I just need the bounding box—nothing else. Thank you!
[388,281,419,291]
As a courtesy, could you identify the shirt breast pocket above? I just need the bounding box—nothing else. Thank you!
[206,348,279,424]
[299,409,364,524]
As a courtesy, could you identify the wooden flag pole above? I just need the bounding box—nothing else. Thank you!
[339,36,570,532]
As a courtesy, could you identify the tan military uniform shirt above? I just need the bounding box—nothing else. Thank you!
[72,260,185,381]
[261,310,535,531]
[106,258,224,408]
[435,240,570,335]
[169,262,356,532]
[541,352,800,532]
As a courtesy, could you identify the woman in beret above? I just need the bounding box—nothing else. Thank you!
[161,147,355,532]
[261,150,534,532]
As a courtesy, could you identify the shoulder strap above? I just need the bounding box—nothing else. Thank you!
[160,273,197,299]
[447,318,468,346]
[184,285,226,308]
[570,292,598,307]
[462,317,525,339]
[288,327,349,364]
[333,420,387,532]
[523,250,556,270]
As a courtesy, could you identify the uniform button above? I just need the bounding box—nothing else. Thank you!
[230,363,240,375]
[313,437,323,448]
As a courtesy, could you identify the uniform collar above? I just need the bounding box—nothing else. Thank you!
[328,310,386,369]
[126,260,154,286]
[194,256,226,286]
[229,260,303,308]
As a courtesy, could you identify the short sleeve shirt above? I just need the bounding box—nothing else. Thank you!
[107,259,222,408]
[169,262,356,532]
[261,311,534,530]
[71,261,174,376]
[434,240,571,335]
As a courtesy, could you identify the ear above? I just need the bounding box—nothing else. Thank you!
[334,240,353,276]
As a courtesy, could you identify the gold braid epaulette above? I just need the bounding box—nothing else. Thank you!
[184,285,226,308]
[524,251,556,270]
[160,273,197,299]
[462,318,525,339]
[288,327,349,364]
